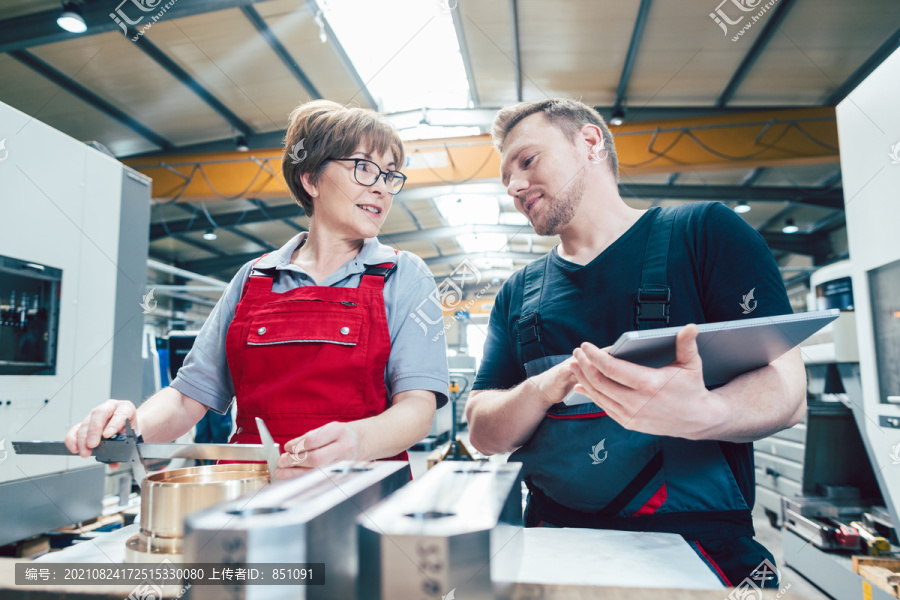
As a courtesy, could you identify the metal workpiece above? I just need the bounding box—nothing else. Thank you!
[183,460,411,600]
[126,463,270,562]
[358,461,524,600]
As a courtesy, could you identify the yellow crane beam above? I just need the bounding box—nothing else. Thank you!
[123,107,838,202]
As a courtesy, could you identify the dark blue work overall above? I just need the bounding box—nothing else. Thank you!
[510,206,777,587]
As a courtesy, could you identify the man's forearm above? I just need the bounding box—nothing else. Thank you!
[700,348,807,443]
[466,376,560,455]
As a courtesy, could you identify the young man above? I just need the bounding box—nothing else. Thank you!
[466,98,806,588]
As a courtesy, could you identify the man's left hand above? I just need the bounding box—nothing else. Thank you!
[274,422,360,478]
[570,324,725,439]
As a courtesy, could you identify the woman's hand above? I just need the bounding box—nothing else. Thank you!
[64,399,138,468]
[274,422,359,478]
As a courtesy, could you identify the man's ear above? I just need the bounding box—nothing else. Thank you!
[580,124,604,153]
[300,172,318,198]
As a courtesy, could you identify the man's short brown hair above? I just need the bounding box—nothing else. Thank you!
[491,98,618,180]
[282,100,405,216]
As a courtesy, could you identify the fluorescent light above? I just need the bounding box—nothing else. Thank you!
[457,233,508,254]
[314,0,471,112]
[609,107,625,127]
[734,201,751,214]
[203,230,218,241]
[434,195,500,226]
[782,218,799,234]
[399,124,481,141]
[57,3,87,33]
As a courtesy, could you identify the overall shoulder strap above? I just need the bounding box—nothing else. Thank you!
[360,248,400,289]
[635,206,678,330]
[240,253,273,299]
[517,256,550,364]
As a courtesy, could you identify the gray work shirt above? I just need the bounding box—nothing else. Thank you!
[170,232,450,413]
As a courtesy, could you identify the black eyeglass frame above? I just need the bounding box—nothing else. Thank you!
[327,157,408,195]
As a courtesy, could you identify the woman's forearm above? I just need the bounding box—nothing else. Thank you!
[136,386,210,442]
[348,390,435,460]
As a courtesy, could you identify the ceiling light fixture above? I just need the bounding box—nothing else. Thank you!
[57,2,87,33]
[734,201,751,214]
[609,107,625,127]
[235,136,249,152]
[782,218,799,234]
[203,229,218,241]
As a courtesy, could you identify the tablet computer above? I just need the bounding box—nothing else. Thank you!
[563,309,839,406]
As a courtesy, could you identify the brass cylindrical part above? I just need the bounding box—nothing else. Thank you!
[127,463,269,561]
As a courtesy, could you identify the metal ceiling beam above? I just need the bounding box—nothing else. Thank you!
[510,0,523,102]
[127,29,252,136]
[121,105,830,159]
[425,251,544,267]
[240,6,322,99]
[451,2,479,106]
[717,0,797,107]
[613,0,653,111]
[150,202,305,240]
[740,167,766,187]
[174,234,228,257]
[229,227,278,251]
[302,0,377,109]
[182,251,275,274]
[0,0,271,54]
[383,224,530,245]
[616,184,843,209]
[826,25,900,105]
[8,50,174,150]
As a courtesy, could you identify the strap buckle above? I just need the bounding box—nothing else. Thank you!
[362,262,398,281]
[518,313,542,346]
[635,286,671,326]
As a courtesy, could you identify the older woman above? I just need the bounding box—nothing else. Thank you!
[65,100,449,477]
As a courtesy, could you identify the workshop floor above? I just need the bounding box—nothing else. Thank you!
[408,431,834,600]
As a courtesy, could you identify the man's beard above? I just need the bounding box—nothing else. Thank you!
[530,169,586,236]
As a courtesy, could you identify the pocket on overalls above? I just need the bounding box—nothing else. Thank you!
[511,401,665,515]
[239,304,368,417]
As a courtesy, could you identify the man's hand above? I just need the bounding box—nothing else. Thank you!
[274,422,360,478]
[570,324,725,439]
[530,356,580,407]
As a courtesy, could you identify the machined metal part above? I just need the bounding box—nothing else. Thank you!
[358,461,523,600]
[183,460,411,600]
[125,463,270,563]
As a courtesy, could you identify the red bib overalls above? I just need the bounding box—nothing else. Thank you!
[223,256,408,462]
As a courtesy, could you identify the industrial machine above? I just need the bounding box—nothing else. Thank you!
[776,47,900,600]
[0,100,150,547]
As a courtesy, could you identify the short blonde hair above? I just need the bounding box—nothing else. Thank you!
[491,98,618,180]
[282,100,405,216]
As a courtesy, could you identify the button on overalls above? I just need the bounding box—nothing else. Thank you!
[223,256,407,462]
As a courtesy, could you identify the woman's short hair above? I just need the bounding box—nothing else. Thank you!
[282,100,405,216]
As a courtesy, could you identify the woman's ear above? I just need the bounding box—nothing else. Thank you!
[300,172,318,198]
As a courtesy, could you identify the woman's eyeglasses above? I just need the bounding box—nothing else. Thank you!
[328,157,407,195]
